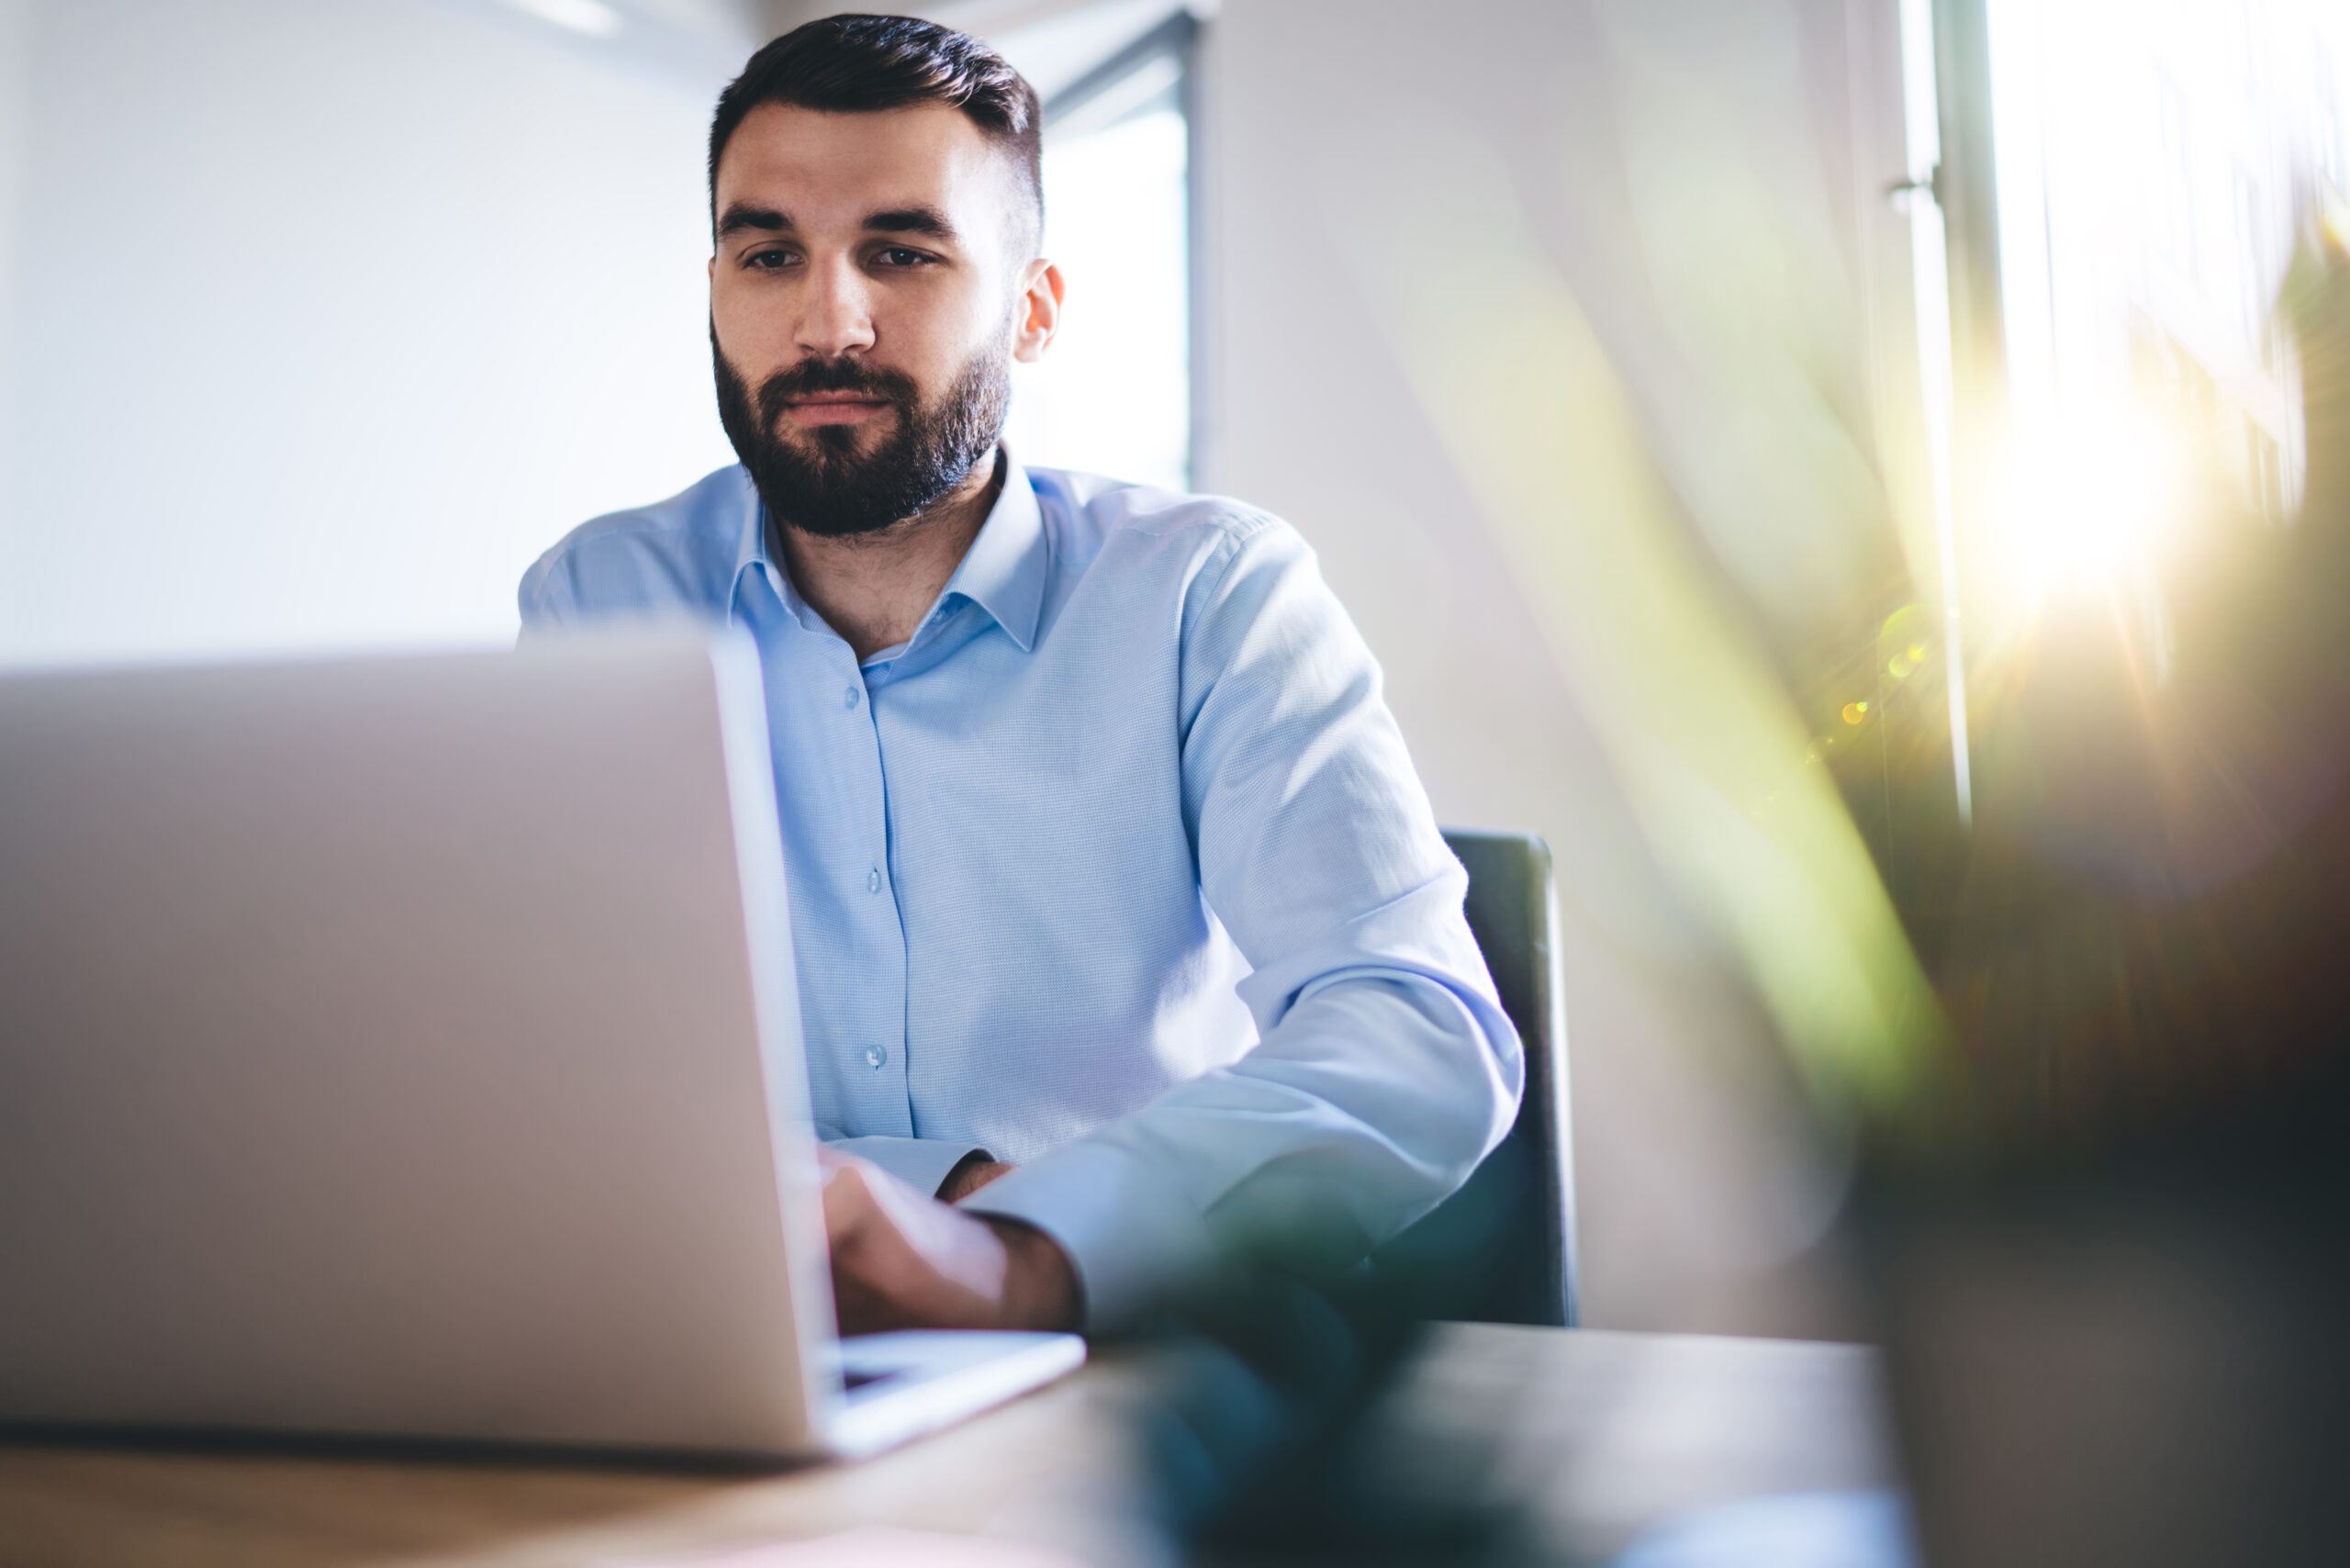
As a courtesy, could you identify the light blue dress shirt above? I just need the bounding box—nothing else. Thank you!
[519,456,1522,1328]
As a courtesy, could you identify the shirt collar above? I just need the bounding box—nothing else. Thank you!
[937,453,1047,654]
[726,450,1048,653]
[731,470,791,617]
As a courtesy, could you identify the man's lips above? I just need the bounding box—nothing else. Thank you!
[784,395,892,428]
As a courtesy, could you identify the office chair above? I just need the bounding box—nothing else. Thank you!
[1365,829,1579,1327]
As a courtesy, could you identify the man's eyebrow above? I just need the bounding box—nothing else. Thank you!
[864,207,957,241]
[716,203,791,238]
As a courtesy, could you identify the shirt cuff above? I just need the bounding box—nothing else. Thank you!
[828,1135,991,1198]
[960,1138,1214,1335]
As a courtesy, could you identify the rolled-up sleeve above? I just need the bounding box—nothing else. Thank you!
[967,518,1524,1330]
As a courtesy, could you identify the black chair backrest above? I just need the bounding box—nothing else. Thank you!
[1366,829,1578,1327]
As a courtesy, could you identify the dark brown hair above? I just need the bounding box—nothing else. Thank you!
[709,14,1043,249]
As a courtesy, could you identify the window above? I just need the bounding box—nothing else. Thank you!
[993,6,1197,492]
[1894,0,2350,822]
[1966,0,2348,559]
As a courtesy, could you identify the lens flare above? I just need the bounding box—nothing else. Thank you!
[1992,406,2184,602]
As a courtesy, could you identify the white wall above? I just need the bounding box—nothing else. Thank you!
[1200,0,1931,1335]
[0,0,744,666]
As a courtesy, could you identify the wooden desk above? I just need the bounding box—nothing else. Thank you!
[0,1327,1896,1567]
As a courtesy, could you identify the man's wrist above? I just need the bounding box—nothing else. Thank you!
[937,1151,1012,1204]
[980,1215,1082,1331]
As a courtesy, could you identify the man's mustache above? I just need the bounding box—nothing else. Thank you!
[755,356,923,426]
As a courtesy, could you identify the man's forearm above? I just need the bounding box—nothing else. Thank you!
[964,968,1521,1331]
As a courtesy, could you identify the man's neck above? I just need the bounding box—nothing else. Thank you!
[772,450,1004,663]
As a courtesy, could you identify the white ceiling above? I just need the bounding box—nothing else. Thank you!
[465,0,1192,117]
[755,0,1193,102]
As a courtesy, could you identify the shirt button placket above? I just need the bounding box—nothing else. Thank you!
[842,666,904,1120]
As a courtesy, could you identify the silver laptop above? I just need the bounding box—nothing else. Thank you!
[0,628,1083,1461]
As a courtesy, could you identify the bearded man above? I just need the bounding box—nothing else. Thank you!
[520,13,1520,1336]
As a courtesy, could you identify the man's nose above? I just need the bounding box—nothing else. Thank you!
[797,253,877,359]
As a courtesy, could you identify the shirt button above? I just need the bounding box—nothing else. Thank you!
[843,684,861,709]
[867,867,882,893]
[864,1045,889,1070]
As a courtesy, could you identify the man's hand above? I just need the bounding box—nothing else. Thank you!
[819,1148,1080,1334]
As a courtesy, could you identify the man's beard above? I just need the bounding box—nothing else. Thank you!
[712,330,1009,539]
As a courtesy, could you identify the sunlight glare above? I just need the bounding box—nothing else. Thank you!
[1992,405,2183,601]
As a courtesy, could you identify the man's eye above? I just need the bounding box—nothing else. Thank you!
[875,247,931,268]
[746,249,798,270]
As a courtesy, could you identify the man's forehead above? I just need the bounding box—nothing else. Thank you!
[715,100,1007,226]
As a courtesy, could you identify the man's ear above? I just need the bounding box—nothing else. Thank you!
[1012,258,1065,364]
